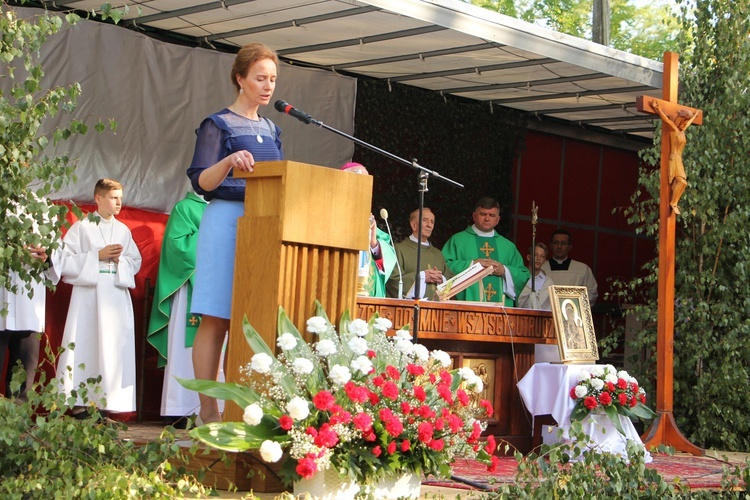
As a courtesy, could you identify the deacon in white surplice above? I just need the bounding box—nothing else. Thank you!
[56,179,142,413]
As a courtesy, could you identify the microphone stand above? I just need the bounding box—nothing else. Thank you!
[286,111,463,342]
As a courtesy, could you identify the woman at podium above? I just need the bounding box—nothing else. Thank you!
[186,42,284,424]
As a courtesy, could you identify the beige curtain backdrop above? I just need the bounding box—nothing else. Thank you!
[8,7,356,213]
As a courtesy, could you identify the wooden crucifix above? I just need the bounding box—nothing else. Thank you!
[636,51,704,456]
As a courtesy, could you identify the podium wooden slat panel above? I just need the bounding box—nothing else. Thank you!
[225,162,371,422]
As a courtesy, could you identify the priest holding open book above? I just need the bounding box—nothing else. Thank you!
[442,197,529,305]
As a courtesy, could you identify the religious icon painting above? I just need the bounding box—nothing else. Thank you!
[461,357,498,421]
[549,285,599,364]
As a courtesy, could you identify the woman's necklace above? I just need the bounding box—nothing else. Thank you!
[249,117,264,143]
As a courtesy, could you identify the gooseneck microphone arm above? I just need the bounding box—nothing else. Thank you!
[274,100,463,342]
[274,100,463,189]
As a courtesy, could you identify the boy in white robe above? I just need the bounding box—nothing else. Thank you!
[56,179,142,414]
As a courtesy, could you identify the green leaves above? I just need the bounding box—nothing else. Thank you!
[189,421,288,452]
[0,351,209,497]
[1,4,118,316]
[606,0,750,452]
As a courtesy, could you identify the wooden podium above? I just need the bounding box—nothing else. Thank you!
[225,161,372,422]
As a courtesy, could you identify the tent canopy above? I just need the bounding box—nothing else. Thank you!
[54,0,663,142]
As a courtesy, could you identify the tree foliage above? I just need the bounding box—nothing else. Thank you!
[0,2,121,315]
[1,3,79,310]
[463,0,679,59]
[608,0,750,451]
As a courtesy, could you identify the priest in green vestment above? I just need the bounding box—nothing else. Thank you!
[442,197,529,305]
[387,207,453,299]
[340,162,397,298]
[147,192,207,367]
[366,224,397,297]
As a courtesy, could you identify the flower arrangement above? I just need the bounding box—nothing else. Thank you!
[569,364,656,435]
[181,302,498,489]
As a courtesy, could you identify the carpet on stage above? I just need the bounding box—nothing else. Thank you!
[425,453,743,491]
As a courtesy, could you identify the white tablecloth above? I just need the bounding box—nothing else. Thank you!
[517,363,651,462]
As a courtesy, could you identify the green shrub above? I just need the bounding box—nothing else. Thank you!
[0,363,208,498]
[488,423,748,499]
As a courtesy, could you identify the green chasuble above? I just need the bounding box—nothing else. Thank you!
[387,238,453,299]
[147,192,207,367]
[366,227,397,298]
[442,226,530,305]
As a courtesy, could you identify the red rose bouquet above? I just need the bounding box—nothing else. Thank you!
[569,364,656,435]
[181,302,497,489]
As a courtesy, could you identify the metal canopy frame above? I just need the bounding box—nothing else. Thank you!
[49,0,664,143]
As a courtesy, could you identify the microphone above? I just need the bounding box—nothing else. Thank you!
[274,100,316,124]
[380,208,403,299]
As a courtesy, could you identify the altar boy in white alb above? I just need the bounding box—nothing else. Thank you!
[56,179,142,413]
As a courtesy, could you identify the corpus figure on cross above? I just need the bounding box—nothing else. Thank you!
[652,101,699,215]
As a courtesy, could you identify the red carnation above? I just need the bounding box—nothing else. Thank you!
[406,364,425,376]
[312,390,336,411]
[617,378,628,390]
[630,395,638,408]
[344,381,368,403]
[447,414,463,433]
[487,455,500,472]
[401,402,412,415]
[468,421,482,443]
[639,392,646,404]
[387,441,397,455]
[413,385,426,402]
[570,387,578,400]
[382,381,400,400]
[295,457,317,479]
[484,435,497,455]
[480,399,494,417]
[305,426,318,437]
[618,393,628,406]
[599,391,613,406]
[386,365,401,380]
[417,405,435,419]
[439,370,452,384]
[367,349,376,358]
[429,438,445,451]
[372,445,382,457]
[457,389,470,406]
[584,396,598,410]
[429,373,437,383]
[401,439,411,452]
[314,424,339,448]
[417,421,434,443]
[607,382,616,392]
[368,392,380,405]
[353,412,373,432]
[279,415,293,431]
[435,418,445,431]
[437,383,453,404]
[384,416,404,437]
[372,375,385,387]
